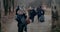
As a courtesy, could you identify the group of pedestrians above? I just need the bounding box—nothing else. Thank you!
[28,6,45,23]
[15,6,45,32]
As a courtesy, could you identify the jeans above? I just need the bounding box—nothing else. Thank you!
[18,24,27,32]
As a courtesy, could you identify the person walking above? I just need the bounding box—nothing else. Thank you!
[37,6,45,22]
[28,8,36,23]
[15,9,27,32]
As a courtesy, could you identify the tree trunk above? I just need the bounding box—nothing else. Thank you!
[12,0,14,12]
[0,2,1,32]
[3,0,8,16]
[0,1,1,20]
[8,0,11,15]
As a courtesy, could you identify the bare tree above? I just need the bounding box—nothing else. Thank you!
[12,0,14,12]
[0,1,1,30]
[8,0,11,15]
[3,0,8,16]
[0,1,1,19]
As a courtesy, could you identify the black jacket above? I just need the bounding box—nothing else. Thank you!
[29,9,36,17]
[37,8,44,16]
[16,13,27,24]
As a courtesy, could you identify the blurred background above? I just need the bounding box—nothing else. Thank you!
[0,0,60,32]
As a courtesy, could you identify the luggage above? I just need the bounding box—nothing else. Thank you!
[26,18,30,24]
[39,15,45,22]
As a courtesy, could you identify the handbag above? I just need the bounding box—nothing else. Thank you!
[26,18,30,24]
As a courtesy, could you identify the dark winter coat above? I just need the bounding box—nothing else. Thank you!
[29,9,36,19]
[16,13,27,24]
[37,8,44,16]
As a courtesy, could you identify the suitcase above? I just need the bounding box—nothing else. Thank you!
[39,15,45,22]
